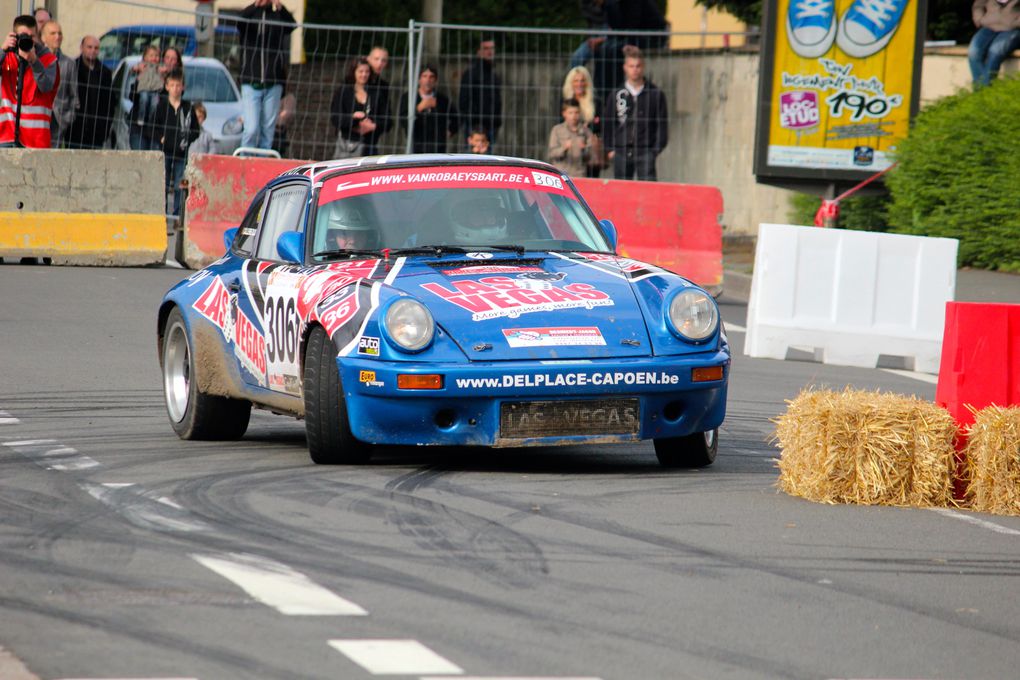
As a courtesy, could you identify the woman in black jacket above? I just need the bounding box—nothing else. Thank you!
[147,70,200,216]
[330,58,388,158]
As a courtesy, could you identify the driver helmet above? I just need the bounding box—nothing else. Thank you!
[450,195,508,244]
[324,199,378,250]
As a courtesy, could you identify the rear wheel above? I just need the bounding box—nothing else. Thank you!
[303,325,372,465]
[654,429,718,468]
[162,307,250,440]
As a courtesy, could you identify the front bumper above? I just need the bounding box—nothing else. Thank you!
[339,352,729,447]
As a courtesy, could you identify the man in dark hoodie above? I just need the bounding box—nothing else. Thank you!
[238,0,295,149]
[602,46,667,182]
[458,35,502,149]
[148,70,200,217]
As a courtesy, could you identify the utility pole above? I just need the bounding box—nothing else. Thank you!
[423,0,442,57]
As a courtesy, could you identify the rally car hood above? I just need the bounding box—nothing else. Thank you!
[386,253,652,361]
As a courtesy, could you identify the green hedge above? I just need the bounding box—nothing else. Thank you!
[886,77,1020,272]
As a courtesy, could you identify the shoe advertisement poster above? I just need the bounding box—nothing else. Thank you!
[754,0,927,184]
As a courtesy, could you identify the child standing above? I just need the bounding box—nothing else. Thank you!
[547,98,593,178]
[467,127,490,154]
[130,45,164,150]
[148,70,201,216]
[188,102,216,157]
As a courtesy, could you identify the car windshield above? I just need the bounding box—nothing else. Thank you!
[121,62,238,104]
[311,167,609,259]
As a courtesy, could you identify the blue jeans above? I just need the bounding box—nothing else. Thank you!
[969,27,1020,87]
[165,154,187,216]
[241,83,282,149]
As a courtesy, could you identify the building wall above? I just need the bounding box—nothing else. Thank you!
[666,0,748,49]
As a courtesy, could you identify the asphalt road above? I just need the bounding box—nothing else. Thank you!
[0,263,1018,680]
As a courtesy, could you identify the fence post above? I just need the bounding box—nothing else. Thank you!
[405,21,417,154]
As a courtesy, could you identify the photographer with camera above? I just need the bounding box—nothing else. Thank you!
[1,15,58,148]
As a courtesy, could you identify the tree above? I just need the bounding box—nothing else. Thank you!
[306,0,584,29]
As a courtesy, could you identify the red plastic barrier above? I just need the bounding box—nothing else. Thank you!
[184,157,724,287]
[183,155,306,268]
[935,301,1020,498]
[572,178,723,288]
[936,301,1020,426]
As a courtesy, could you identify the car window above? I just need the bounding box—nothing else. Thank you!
[256,184,310,261]
[233,192,267,257]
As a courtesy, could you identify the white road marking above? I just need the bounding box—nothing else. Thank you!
[422,677,602,680]
[3,440,99,471]
[0,410,19,425]
[57,677,199,680]
[932,508,1020,536]
[329,639,463,675]
[881,368,939,384]
[83,483,212,534]
[192,553,368,616]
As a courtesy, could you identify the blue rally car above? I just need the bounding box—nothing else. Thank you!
[158,156,730,467]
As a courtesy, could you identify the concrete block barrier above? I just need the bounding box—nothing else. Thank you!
[745,223,958,373]
[0,148,166,266]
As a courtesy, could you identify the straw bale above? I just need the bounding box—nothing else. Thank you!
[964,406,1020,516]
[774,388,958,508]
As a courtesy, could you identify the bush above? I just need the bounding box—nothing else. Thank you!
[788,191,890,231]
[886,76,1020,272]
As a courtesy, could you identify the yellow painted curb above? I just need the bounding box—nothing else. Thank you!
[0,212,166,265]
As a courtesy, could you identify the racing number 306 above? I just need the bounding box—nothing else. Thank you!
[265,296,298,364]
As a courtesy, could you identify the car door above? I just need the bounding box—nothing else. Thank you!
[235,181,311,396]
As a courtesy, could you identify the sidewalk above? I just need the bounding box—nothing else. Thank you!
[721,240,1020,305]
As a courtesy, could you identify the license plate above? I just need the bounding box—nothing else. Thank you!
[499,398,640,439]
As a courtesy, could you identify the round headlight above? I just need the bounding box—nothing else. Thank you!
[668,289,719,341]
[384,298,434,352]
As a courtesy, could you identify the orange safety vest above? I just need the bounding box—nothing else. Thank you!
[0,48,59,148]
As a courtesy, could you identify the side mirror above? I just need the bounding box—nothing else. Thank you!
[222,227,238,253]
[599,219,618,252]
[277,231,304,263]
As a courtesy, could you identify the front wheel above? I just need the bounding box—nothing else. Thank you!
[654,429,718,468]
[161,307,250,440]
[303,325,372,465]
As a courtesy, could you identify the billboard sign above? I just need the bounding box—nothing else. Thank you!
[754,0,927,184]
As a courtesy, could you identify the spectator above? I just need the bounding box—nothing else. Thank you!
[562,65,603,176]
[67,35,114,149]
[271,91,296,157]
[602,46,667,182]
[592,0,669,99]
[33,7,51,25]
[238,0,296,150]
[365,45,393,154]
[159,46,182,78]
[458,35,502,148]
[400,64,458,154]
[41,19,77,148]
[188,102,216,157]
[570,0,608,68]
[548,98,594,178]
[466,127,490,154]
[330,58,384,158]
[129,45,163,150]
[148,70,200,216]
[0,15,58,148]
[969,0,1020,87]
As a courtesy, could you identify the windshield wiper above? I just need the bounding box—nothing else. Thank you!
[387,245,469,257]
[312,248,383,259]
[472,244,526,255]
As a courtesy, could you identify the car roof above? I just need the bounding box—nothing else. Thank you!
[291,155,565,184]
[117,55,232,70]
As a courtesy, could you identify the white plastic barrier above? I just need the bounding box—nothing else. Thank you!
[745,223,959,374]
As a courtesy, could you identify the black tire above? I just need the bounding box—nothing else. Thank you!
[654,429,718,468]
[161,307,250,440]
[303,325,372,465]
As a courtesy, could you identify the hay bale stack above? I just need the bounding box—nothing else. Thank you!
[964,406,1020,515]
[775,388,958,507]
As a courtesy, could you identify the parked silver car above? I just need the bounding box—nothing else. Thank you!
[110,55,243,154]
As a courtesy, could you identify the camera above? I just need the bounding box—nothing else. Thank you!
[6,33,34,54]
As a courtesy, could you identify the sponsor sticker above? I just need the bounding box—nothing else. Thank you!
[192,276,232,340]
[359,370,384,387]
[531,171,563,189]
[358,336,380,356]
[317,291,361,337]
[455,370,682,389]
[317,165,574,201]
[421,275,613,321]
[503,327,606,348]
[466,252,493,260]
[442,265,542,276]
[234,307,267,386]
